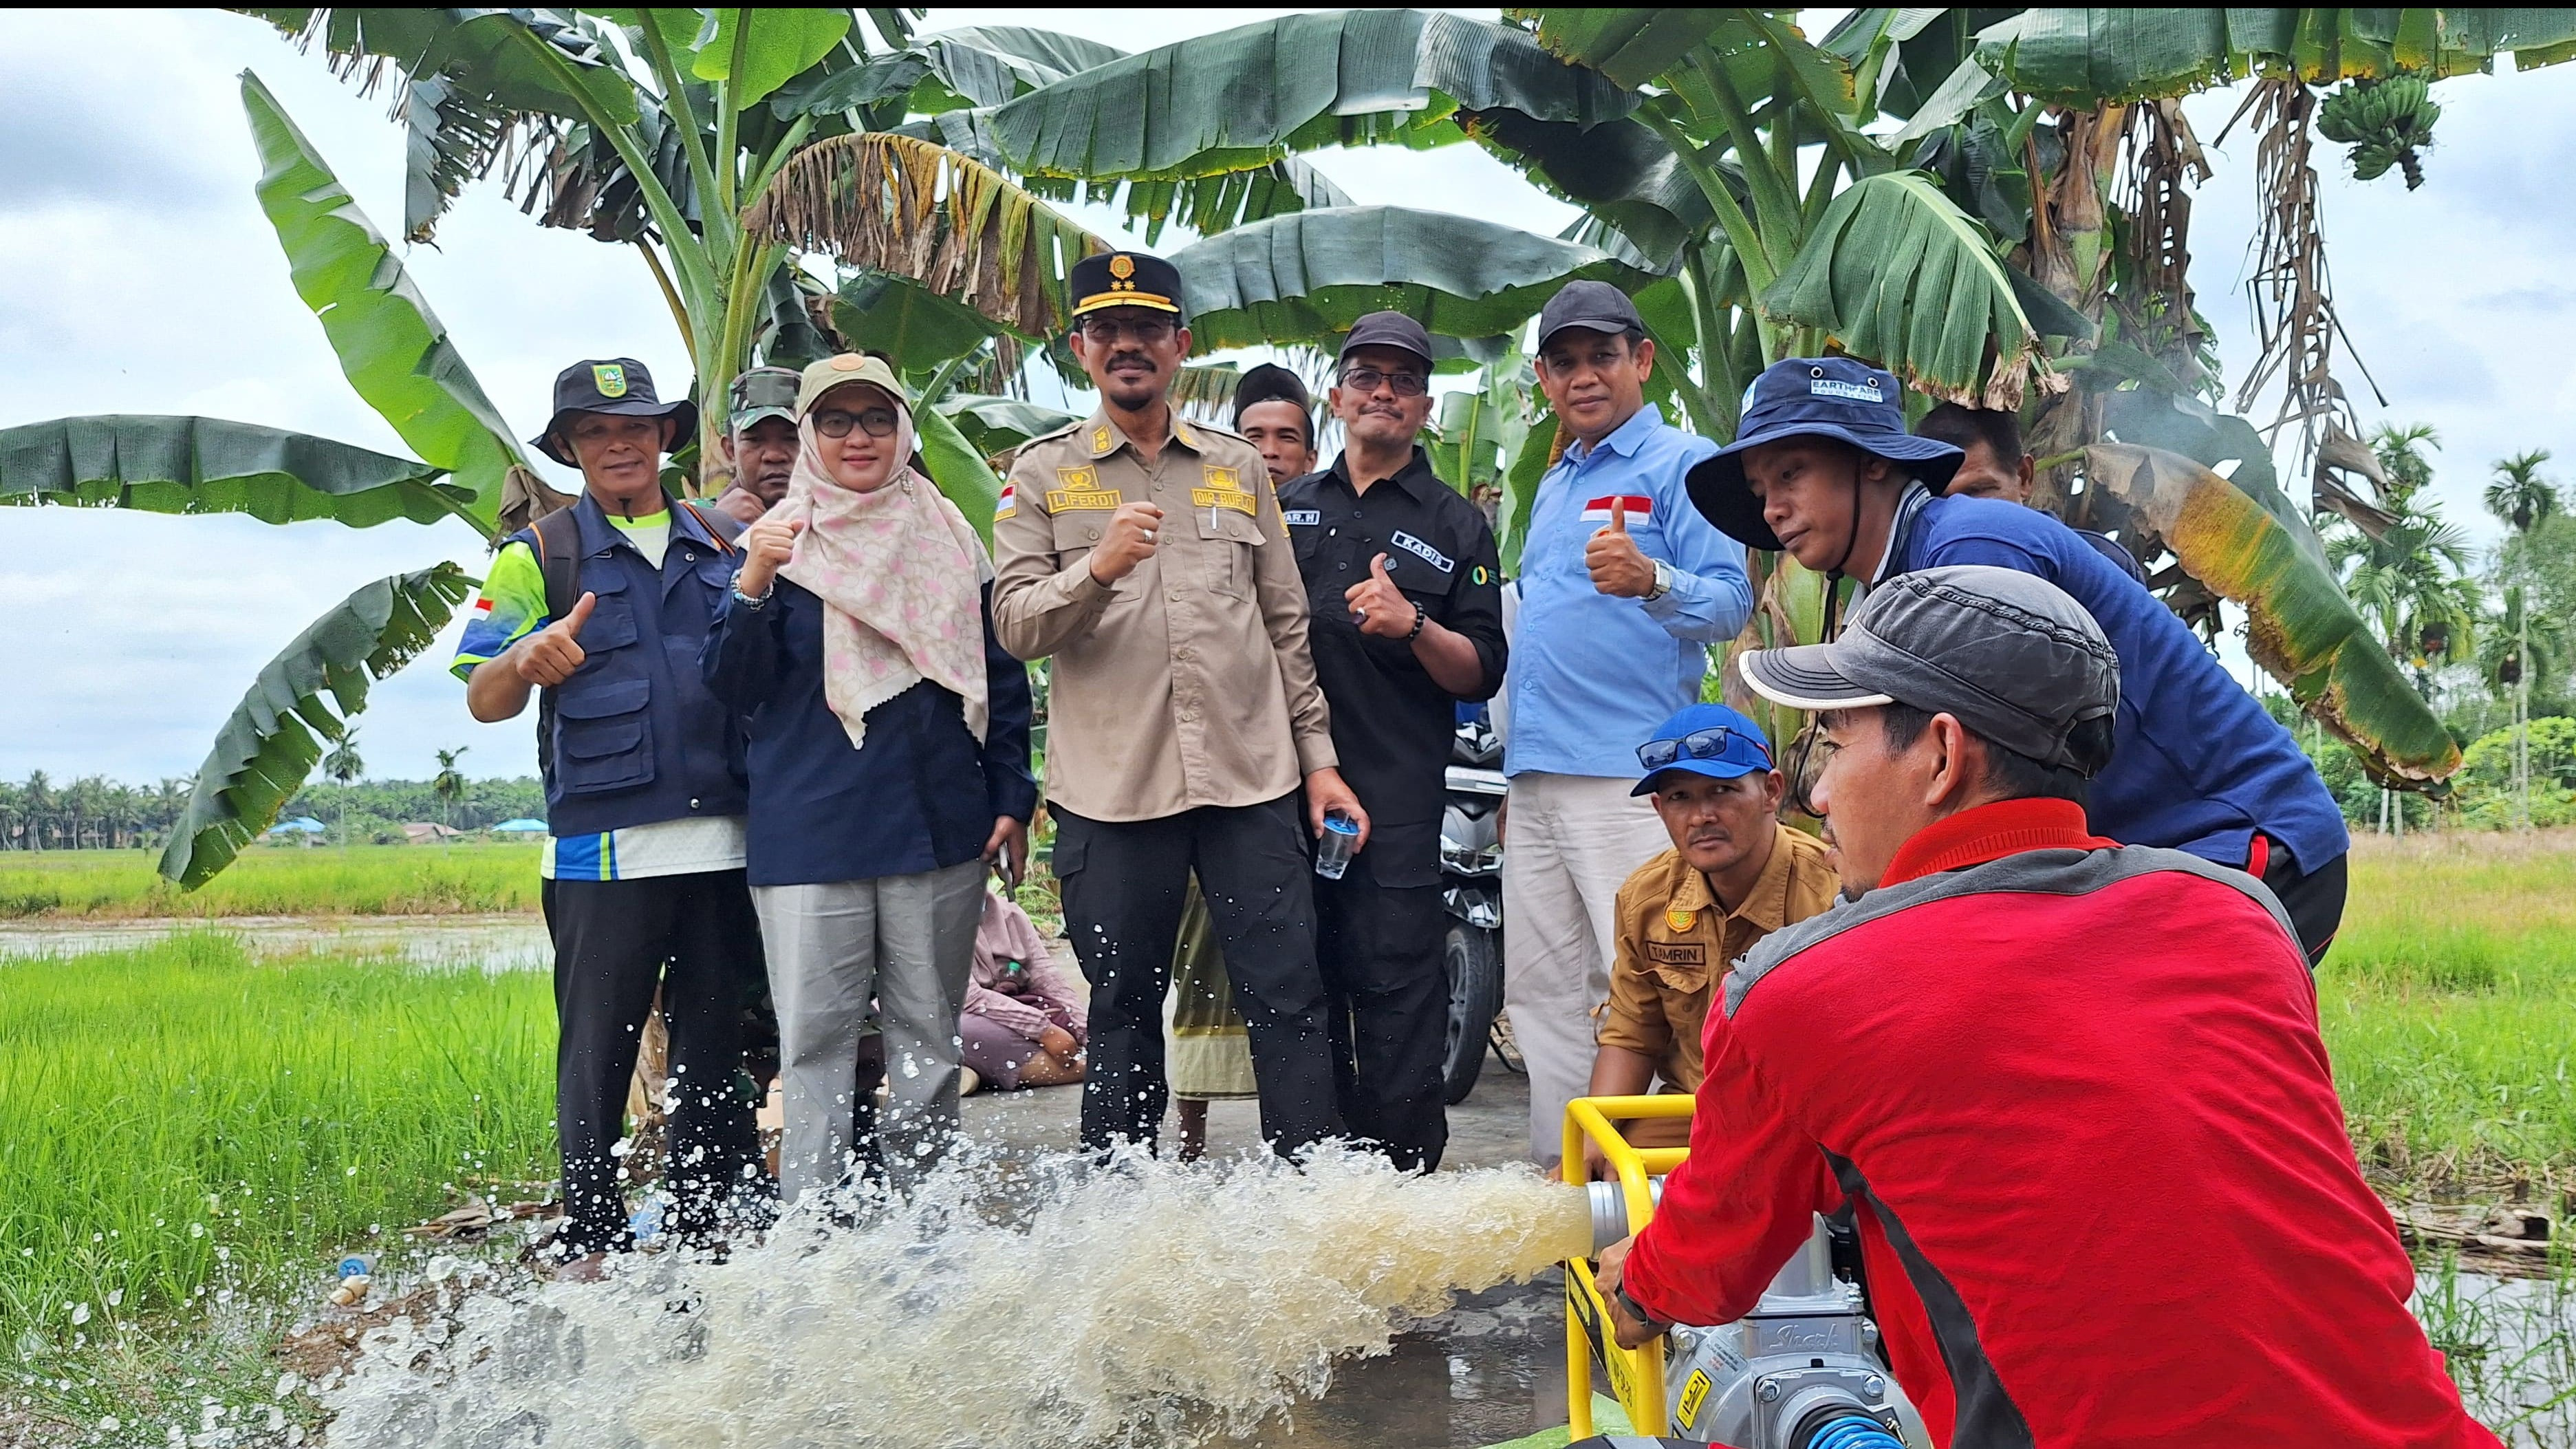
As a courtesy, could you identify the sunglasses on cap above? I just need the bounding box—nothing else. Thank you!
[1636,726,1768,773]
[813,405,900,440]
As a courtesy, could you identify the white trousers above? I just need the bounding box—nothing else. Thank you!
[1501,771,1670,1164]
[753,858,986,1202]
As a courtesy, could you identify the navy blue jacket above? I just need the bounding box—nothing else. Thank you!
[1891,489,2349,872]
[526,494,748,837]
[701,578,1037,887]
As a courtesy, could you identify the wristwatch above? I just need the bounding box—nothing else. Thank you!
[1645,559,1675,602]
[1611,1282,1669,1333]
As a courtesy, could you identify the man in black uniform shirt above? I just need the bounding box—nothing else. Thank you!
[1279,312,1508,1170]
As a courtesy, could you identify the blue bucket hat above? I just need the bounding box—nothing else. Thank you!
[1631,702,1776,796]
[1685,357,1965,552]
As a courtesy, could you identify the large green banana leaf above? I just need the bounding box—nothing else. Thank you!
[1760,171,2047,409]
[976,11,1638,185]
[777,25,1130,115]
[2087,443,2460,785]
[1495,410,1558,577]
[160,564,477,888]
[1514,8,1859,123]
[243,72,523,537]
[1169,206,1654,356]
[911,396,1006,546]
[1462,110,1715,269]
[832,271,1010,363]
[1972,9,2576,103]
[935,396,1080,464]
[0,416,468,528]
[684,9,851,105]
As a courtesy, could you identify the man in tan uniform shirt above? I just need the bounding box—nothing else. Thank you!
[992,249,1367,1157]
[1583,702,1838,1173]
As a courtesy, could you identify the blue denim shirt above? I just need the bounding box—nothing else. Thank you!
[1504,405,1754,778]
[1894,490,2349,871]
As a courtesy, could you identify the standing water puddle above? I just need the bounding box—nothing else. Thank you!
[316,1146,1592,1449]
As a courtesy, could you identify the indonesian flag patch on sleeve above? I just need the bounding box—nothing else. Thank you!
[994,481,1017,520]
[1580,494,1654,526]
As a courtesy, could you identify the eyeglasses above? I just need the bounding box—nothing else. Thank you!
[813,406,899,440]
[1077,316,1176,346]
[1340,367,1428,398]
[1636,726,1767,773]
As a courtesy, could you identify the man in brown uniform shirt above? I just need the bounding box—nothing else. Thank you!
[1583,702,1837,1171]
[991,249,1368,1156]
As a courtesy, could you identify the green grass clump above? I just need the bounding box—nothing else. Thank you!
[0,843,541,919]
[0,932,554,1352]
[2322,833,2576,1196]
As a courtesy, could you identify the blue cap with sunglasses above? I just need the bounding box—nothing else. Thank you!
[1631,702,1775,795]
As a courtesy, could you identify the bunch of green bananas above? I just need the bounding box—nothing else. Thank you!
[2317,73,2441,189]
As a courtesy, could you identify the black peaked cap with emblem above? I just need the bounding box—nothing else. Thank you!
[1069,250,1187,321]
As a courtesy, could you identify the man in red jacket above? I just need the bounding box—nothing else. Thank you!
[1594,566,2496,1448]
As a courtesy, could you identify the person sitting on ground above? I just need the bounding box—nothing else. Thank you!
[1581,702,1834,1173]
[1594,565,2501,1449]
[961,881,1087,1093]
[713,366,801,524]
[1690,357,2350,965]
[701,353,1036,1203]
[1914,401,2144,582]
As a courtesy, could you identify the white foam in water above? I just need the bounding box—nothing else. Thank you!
[317,1144,1592,1448]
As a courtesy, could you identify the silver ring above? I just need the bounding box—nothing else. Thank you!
[1141,529,1157,542]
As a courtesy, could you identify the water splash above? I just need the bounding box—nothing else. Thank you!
[316,1144,1592,1448]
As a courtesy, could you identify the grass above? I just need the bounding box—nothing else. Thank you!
[2321,830,2576,1201]
[0,932,553,1443]
[0,844,541,920]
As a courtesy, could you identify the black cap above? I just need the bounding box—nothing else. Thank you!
[1738,566,2120,775]
[1686,356,1964,551]
[1337,310,1433,370]
[1068,250,1185,321]
[1535,279,1643,349]
[1231,363,1312,428]
[531,358,697,467]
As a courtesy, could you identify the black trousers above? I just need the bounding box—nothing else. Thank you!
[1316,872,1449,1171]
[1054,796,1343,1156]
[542,870,766,1254]
[2258,837,2349,967]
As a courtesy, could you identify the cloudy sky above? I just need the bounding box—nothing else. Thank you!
[4,10,2572,784]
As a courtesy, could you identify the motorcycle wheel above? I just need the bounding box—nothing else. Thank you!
[1441,921,1503,1105]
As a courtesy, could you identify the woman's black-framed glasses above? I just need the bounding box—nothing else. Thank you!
[813,405,900,440]
[1636,726,1765,773]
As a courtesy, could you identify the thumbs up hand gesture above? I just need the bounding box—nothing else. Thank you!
[513,592,595,687]
[1345,551,1421,639]
[1585,495,1656,599]
[737,514,806,597]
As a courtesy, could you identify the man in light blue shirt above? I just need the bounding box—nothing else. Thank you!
[1503,280,1753,1163]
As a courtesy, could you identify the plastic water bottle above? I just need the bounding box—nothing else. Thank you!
[1314,812,1360,880]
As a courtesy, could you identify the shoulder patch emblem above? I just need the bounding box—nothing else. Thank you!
[1046,466,1121,512]
[994,481,1017,521]
[1471,564,1493,585]
[1391,530,1454,573]
[1193,464,1257,516]
[1283,509,1321,526]
[1665,908,1698,933]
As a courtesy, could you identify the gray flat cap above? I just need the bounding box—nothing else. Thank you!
[1737,566,2121,773]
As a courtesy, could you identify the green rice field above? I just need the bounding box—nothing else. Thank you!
[0,834,2568,1442]
[0,843,541,919]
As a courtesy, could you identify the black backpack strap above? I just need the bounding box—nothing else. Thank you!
[528,511,583,799]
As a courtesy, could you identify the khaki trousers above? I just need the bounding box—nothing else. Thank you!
[1501,771,1669,1164]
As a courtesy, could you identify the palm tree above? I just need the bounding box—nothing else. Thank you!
[322,732,366,849]
[431,748,469,841]
[2485,451,2562,828]
[2329,496,2478,835]
[2370,423,2440,504]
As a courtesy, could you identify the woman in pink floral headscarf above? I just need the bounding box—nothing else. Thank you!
[702,354,1037,1205]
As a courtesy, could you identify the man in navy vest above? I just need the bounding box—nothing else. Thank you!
[453,358,764,1271]
[1686,357,2350,963]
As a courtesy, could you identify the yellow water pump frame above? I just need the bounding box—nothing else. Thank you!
[1563,1093,1696,1439]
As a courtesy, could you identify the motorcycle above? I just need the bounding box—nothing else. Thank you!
[1438,713,1508,1104]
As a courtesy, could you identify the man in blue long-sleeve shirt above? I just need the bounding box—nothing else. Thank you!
[1503,281,1754,1164]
